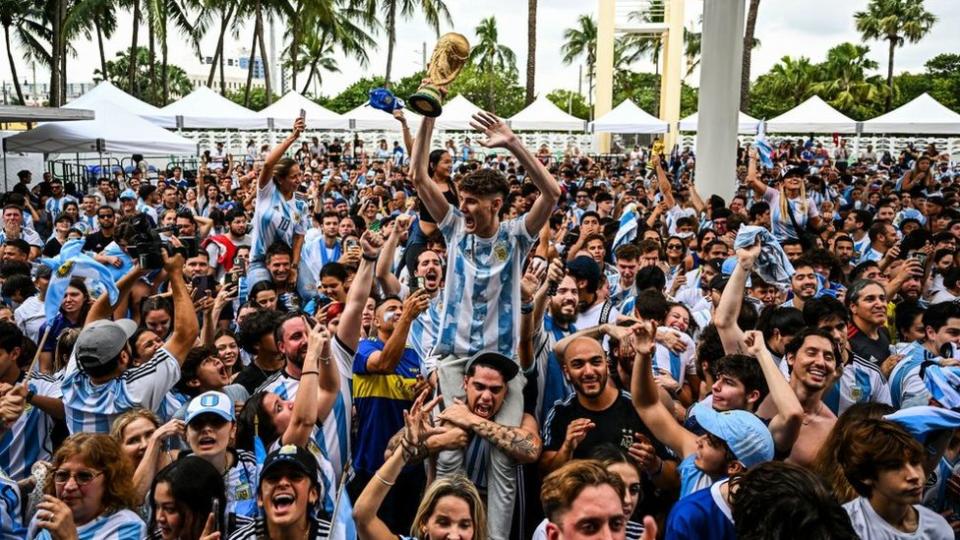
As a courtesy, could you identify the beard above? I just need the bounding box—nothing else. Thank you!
[571,371,608,398]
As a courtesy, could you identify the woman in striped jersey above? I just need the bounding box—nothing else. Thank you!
[30,433,145,539]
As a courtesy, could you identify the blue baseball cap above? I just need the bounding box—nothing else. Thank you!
[186,391,235,424]
[119,189,137,201]
[885,406,960,444]
[691,402,774,469]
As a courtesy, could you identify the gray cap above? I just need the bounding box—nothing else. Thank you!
[74,319,138,369]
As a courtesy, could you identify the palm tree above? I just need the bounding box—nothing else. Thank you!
[764,55,817,107]
[855,0,937,110]
[351,0,452,87]
[123,0,141,95]
[813,42,888,117]
[560,15,596,107]
[0,0,43,104]
[524,0,536,105]
[239,0,291,107]
[740,0,760,111]
[469,16,516,113]
[64,0,117,80]
[291,2,375,94]
[202,0,237,94]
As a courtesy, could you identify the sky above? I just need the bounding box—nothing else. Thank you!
[2,0,957,98]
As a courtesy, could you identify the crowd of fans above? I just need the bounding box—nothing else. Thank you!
[0,103,959,540]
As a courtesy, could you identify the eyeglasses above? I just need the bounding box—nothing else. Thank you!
[98,214,114,219]
[666,244,684,250]
[53,470,103,486]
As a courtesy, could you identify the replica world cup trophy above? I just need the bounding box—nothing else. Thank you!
[407,32,471,117]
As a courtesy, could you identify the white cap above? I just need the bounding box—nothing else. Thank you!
[185,391,234,424]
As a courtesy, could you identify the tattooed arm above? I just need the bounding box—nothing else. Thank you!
[438,399,543,464]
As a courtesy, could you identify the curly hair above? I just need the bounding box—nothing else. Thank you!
[45,433,139,513]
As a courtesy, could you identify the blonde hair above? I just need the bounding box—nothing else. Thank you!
[779,179,807,218]
[410,475,487,540]
[53,328,80,374]
[45,433,139,513]
[110,408,160,443]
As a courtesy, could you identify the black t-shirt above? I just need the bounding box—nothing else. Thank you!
[328,143,342,164]
[543,390,671,459]
[849,325,891,366]
[418,185,459,225]
[234,363,281,394]
[42,238,63,258]
[82,230,114,254]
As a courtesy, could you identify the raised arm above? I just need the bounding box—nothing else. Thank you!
[281,321,329,447]
[630,321,698,458]
[469,111,560,236]
[410,117,452,224]
[363,290,429,374]
[518,263,549,371]
[653,155,675,209]
[742,331,802,452]
[394,110,414,155]
[337,231,381,351]
[85,264,147,324]
[374,218,408,297]
[162,241,199,364]
[746,148,768,197]
[714,240,758,354]
[258,118,305,189]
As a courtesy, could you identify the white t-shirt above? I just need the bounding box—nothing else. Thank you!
[843,496,953,539]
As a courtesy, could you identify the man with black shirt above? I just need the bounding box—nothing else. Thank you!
[11,170,31,196]
[84,206,117,255]
[846,279,892,367]
[328,138,343,165]
[540,336,669,475]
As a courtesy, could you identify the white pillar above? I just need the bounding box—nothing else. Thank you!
[694,0,745,203]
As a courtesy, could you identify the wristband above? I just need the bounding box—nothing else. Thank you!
[521,303,534,314]
[301,370,320,377]
[362,253,378,262]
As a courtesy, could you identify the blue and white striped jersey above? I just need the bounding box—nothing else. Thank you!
[432,210,536,358]
[156,389,190,423]
[0,469,25,540]
[256,336,353,481]
[222,449,261,532]
[32,508,145,540]
[531,315,576,425]
[889,342,939,409]
[0,372,61,480]
[823,355,892,416]
[408,296,442,374]
[0,228,42,249]
[652,327,696,388]
[250,181,308,262]
[763,189,819,242]
[44,195,77,222]
[61,347,181,434]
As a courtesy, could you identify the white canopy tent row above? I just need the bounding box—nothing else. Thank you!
[258,92,350,130]
[341,101,423,132]
[435,95,487,131]
[145,86,270,130]
[590,99,668,134]
[508,95,587,132]
[862,93,960,135]
[3,99,198,155]
[65,80,162,117]
[765,95,858,134]
[679,110,760,133]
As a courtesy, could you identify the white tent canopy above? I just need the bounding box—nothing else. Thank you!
[4,100,197,154]
[508,96,586,132]
[766,96,857,133]
[435,95,485,131]
[342,102,421,131]
[148,86,269,129]
[679,110,760,133]
[861,93,960,134]
[258,92,349,130]
[591,99,667,134]
[66,81,162,117]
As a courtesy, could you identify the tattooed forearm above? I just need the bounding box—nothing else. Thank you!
[472,418,542,463]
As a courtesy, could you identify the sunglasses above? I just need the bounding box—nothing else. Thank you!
[666,244,684,250]
[53,470,102,486]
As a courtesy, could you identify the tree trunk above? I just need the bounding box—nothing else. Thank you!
[524,0,537,105]
[95,19,107,78]
[740,0,760,111]
[4,26,24,104]
[207,7,228,87]
[256,4,272,106]
[128,0,141,94]
[290,8,300,91]
[219,39,227,95]
[243,18,259,107]
[49,0,61,106]
[58,0,67,104]
[302,62,317,95]
[161,35,169,103]
[885,37,895,111]
[147,15,156,101]
[384,1,396,87]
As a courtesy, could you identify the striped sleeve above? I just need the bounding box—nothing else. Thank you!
[123,347,181,411]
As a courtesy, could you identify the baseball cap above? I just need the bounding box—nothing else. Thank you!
[566,256,602,292]
[74,319,138,370]
[885,405,960,444]
[261,444,319,489]
[119,189,137,201]
[691,402,774,469]
[465,351,519,382]
[185,391,235,424]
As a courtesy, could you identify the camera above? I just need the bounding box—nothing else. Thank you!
[126,215,199,270]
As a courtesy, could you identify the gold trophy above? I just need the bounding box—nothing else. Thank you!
[408,33,471,117]
[648,138,664,170]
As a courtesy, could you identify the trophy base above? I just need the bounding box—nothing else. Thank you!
[408,87,443,117]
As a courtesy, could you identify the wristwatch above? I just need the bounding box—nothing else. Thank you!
[26,389,35,404]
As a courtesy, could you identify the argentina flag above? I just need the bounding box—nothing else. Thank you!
[611,203,639,261]
[328,469,357,540]
[753,120,774,169]
[42,238,120,323]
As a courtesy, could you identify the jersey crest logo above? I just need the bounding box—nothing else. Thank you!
[493,243,509,263]
[56,261,74,278]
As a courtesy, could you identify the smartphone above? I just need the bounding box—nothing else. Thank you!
[232,257,246,278]
[210,498,220,532]
[294,191,307,201]
[191,275,212,296]
[299,108,306,121]
[912,252,928,268]
[345,238,359,249]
